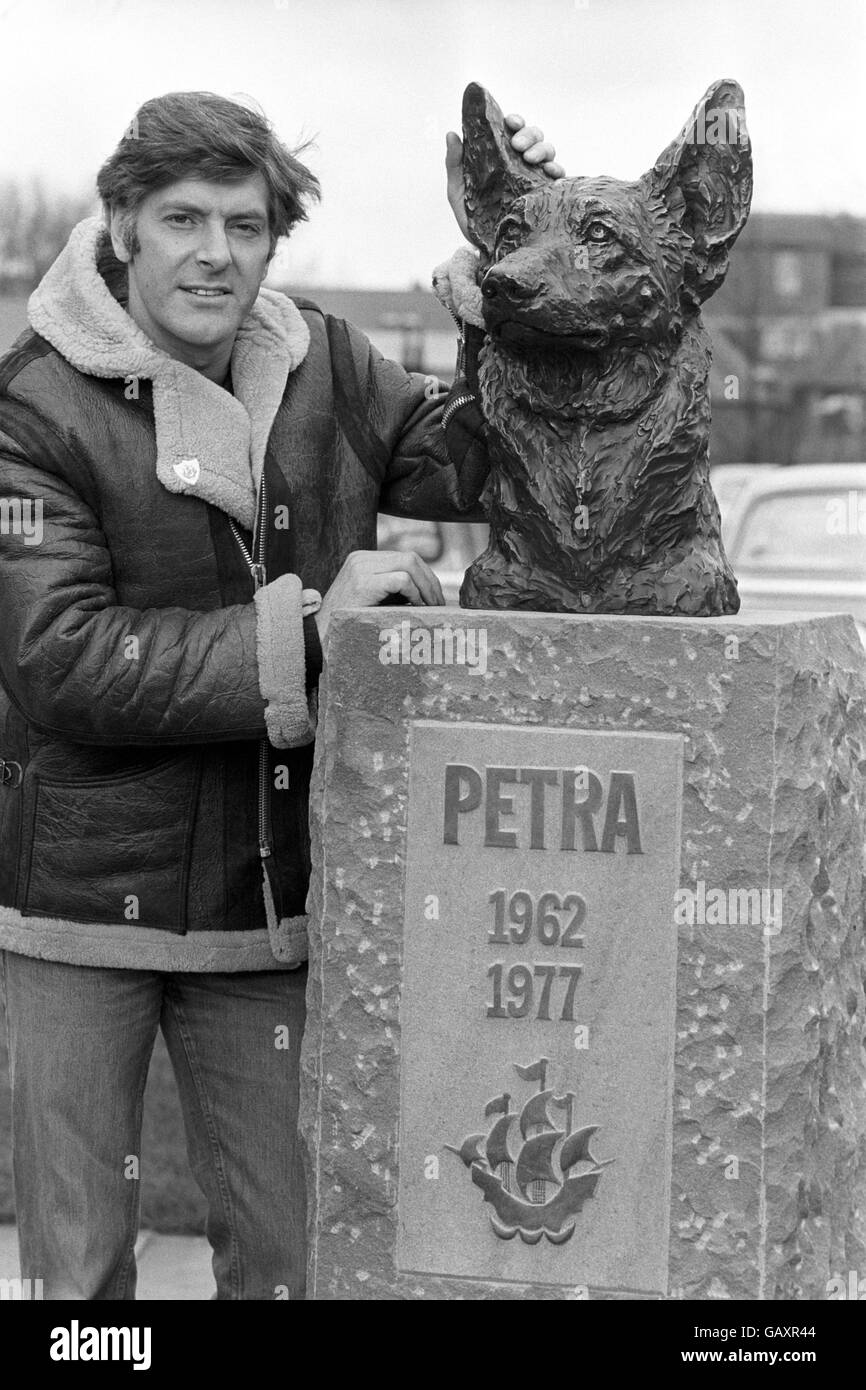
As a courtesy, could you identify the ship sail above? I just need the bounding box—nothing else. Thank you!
[519,1088,556,1139]
[485,1093,511,1118]
[486,1114,516,1171]
[515,1128,565,1196]
[560,1125,601,1174]
[445,1134,486,1167]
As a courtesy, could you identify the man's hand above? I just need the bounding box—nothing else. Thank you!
[314,550,445,650]
[446,112,565,243]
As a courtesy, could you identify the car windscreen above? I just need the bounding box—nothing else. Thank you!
[733,490,866,574]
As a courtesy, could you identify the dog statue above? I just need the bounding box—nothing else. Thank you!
[441,81,752,616]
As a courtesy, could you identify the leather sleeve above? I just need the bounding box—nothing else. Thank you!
[0,426,310,747]
[338,318,490,523]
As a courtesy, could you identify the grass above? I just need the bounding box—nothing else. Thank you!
[0,989,207,1234]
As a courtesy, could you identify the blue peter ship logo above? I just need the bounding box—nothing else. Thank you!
[446,1057,613,1245]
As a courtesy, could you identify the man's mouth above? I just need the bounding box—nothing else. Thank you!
[180,286,231,299]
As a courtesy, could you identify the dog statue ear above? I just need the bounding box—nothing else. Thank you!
[461,82,550,259]
[647,79,752,305]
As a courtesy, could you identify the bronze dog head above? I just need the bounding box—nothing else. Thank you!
[464,80,752,363]
[455,82,751,617]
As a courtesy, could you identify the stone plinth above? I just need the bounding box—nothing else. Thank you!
[300,608,866,1300]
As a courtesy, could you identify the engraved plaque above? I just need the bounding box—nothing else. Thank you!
[396,721,683,1296]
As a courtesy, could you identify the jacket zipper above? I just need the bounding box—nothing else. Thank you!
[229,475,271,861]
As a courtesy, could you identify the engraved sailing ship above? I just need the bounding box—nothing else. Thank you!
[445,1057,613,1244]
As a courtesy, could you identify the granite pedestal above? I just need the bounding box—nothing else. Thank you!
[300,608,866,1300]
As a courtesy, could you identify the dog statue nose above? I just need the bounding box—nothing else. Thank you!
[481,267,539,302]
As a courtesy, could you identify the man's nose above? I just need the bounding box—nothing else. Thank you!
[481,262,543,304]
[194,221,232,269]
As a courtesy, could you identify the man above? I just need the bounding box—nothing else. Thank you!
[0,91,561,1299]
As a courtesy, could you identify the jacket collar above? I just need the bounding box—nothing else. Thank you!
[28,217,310,530]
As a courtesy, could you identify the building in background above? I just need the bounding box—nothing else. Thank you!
[2,212,864,466]
[705,213,866,464]
[276,213,866,467]
[273,283,459,382]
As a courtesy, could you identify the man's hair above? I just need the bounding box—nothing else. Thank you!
[96,91,320,258]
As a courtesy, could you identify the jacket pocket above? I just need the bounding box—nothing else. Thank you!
[21,753,201,933]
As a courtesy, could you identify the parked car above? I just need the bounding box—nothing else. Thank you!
[376,515,489,605]
[711,463,866,643]
[709,463,777,548]
[378,465,866,644]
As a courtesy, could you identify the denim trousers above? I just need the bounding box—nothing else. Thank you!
[0,950,308,1300]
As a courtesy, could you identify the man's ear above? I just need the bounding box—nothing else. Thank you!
[108,207,132,264]
[645,79,752,305]
[461,82,550,260]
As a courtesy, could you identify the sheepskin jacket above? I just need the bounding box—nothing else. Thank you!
[0,218,487,971]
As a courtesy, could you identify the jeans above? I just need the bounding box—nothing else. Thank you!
[0,951,308,1300]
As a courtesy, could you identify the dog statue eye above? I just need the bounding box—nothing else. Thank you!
[586,222,612,242]
[494,218,525,258]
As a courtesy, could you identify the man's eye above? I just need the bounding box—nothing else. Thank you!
[234,224,262,235]
[586,222,613,243]
[166,214,194,226]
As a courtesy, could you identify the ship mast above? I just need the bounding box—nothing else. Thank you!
[484,1092,514,1193]
[516,1057,551,1205]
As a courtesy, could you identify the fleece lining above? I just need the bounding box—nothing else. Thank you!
[262,875,310,964]
[0,905,303,972]
[433,245,485,329]
[28,216,311,528]
[254,574,316,749]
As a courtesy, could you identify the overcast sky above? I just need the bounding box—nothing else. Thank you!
[0,0,863,286]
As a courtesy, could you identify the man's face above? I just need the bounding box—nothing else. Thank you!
[110,174,272,372]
